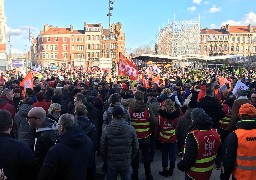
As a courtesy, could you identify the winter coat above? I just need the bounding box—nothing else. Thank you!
[148,98,160,118]
[227,97,251,132]
[100,119,139,169]
[175,108,194,147]
[102,102,130,130]
[33,100,51,113]
[76,115,98,150]
[0,133,35,180]
[35,118,58,171]
[12,97,23,112]
[128,100,156,144]
[37,127,95,180]
[156,109,180,143]
[221,120,256,180]
[121,98,134,110]
[0,96,16,119]
[198,96,225,128]
[14,104,34,146]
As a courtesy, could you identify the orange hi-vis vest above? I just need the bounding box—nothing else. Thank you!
[185,129,220,180]
[129,108,151,139]
[233,126,256,180]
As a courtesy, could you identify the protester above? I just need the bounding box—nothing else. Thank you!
[0,88,15,119]
[33,92,51,113]
[0,110,35,180]
[221,103,256,180]
[177,108,220,180]
[101,106,139,180]
[38,113,95,180]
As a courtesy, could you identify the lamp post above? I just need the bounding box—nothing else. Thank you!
[107,0,115,74]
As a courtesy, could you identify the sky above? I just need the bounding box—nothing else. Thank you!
[5,0,256,54]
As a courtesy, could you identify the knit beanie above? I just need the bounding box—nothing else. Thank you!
[191,108,212,126]
[239,103,256,117]
[112,106,124,118]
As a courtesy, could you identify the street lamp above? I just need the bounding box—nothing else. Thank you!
[107,0,115,59]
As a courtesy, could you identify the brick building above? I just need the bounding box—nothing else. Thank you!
[34,22,125,67]
[200,24,256,57]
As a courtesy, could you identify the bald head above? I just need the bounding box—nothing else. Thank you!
[28,107,46,128]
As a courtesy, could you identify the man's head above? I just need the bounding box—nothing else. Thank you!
[112,106,124,119]
[205,88,214,97]
[109,93,121,104]
[134,91,144,101]
[75,104,88,116]
[27,107,46,128]
[58,113,76,134]
[74,93,86,107]
[251,93,256,103]
[1,88,14,101]
[0,110,12,133]
[191,108,212,126]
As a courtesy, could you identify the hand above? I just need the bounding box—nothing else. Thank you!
[0,169,7,180]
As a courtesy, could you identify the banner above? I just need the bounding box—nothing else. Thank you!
[232,80,249,95]
[20,72,34,90]
[118,52,138,80]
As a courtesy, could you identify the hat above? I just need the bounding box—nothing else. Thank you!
[191,108,212,126]
[28,107,46,121]
[219,84,227,92]
[237,90,248,96]
[239,103,256,117]
[135,91,144,100]
[112,106,124,118]
[124,90,134,99]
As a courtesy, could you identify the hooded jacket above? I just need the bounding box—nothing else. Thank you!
[0,96,16,119]
[14,104,34,146]
[100,119,139,169]
[102,102,130,130]
[37,127,95,180]
[129,100,156,144]
[76,115,98,150]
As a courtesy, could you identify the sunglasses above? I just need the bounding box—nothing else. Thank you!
[26,116,38,119]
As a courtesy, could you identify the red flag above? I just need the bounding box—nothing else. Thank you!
[118,52,138,80]
[20,72,34,90]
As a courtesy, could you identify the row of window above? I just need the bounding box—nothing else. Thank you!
[202,36,256,43]
[201,45,256,53]
[43,35,102,43]
[41,52,117,59]
[41,43,119,51]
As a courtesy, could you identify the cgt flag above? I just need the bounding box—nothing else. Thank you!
[20,71,34,90]
[118,52,138,80]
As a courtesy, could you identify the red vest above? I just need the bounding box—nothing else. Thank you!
[157,115,178,143]
[233,128,256,180]
[129,108,151,139]
[185,129,220,180]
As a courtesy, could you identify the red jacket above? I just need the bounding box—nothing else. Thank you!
[33,100,51,113]
[0,96,16,119]
[197,85,206,102]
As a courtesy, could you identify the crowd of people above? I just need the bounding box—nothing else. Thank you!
[0,65,256,180]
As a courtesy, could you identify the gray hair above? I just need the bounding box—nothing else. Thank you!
[48,103,61,114]
[59,113,76,130]
[1,88,12,97]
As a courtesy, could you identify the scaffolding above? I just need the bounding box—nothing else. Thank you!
[158,16,200,57]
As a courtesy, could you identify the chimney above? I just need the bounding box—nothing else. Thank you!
[70,25,73,32]
[43,24,50,32]
[84,22,87,31]
[249,24,253,33]
[226,24,230,31]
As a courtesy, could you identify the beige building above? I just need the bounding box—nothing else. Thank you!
[200,24,256,57]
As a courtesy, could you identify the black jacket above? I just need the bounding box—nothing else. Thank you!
[37,127,95,180]
[198,96,225,128]
[76,115,98,150]
[0,133,35,180]
[221,120,256,180]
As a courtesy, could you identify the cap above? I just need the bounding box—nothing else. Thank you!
[239,103,256,117]
[112,106,124,118]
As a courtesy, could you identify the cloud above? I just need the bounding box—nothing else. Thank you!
[188,6,197,12]
[11,48,26,54]
[6,25,39,39]
[208,5,221,13]
[193,0,202,4]
[221,12,256,26]
[210,24,216,28]
[204,1,209,5]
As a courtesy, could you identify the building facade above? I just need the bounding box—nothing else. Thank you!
[0,0,6,70]
[34,22,125,67]
[200,24,256,57]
